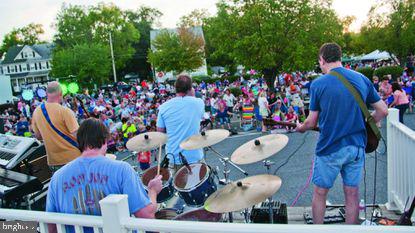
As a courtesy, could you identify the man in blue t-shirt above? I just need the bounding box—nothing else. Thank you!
[296,43,388,224]
[46,118,162,233]
[157,75,205,173]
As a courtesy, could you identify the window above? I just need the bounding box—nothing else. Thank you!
[21,53,24,59]
[35,63,37,70]
[19,65,22,72]
[27,64,30,71]
[46,62,49,69]
[39,62,42,70]
[7,66,10,73]
[11,79,17,87]
[32,51,35,57]
[15,65,17,72]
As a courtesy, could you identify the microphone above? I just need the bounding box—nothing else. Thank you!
[179,152,192,174]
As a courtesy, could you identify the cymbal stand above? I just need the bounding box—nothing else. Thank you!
[206,146,250,223]
[264,160,275,224]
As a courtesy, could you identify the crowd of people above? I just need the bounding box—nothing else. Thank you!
[1,62,414,154]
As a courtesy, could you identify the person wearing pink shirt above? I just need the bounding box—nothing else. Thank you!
[389,82,409,123]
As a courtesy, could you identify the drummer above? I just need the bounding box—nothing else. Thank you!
[157,75,205,173]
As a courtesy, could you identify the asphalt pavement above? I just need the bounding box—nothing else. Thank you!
[117,113,415,207]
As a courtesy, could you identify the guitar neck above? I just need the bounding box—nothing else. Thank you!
[263,119,320,131]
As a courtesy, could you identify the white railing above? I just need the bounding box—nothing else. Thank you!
[0,194,414,233]
[386,108,415,214]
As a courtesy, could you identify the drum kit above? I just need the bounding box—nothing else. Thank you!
[126,130,289,223]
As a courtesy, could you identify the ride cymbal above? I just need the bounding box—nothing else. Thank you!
[180,129,230,150]
[126,132,168,152]
[231,134,288,165]
[204,174,282,213]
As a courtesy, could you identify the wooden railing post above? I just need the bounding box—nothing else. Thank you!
[99,195,130,233]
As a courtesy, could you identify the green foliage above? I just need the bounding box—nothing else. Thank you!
[358,0,415,65]
[148,27,205,73]
[374,66,404,80]
[53,3,140,74]
[356,67,375,80]
[192,75,212,83]
[123,7,163,79]
[51,43,111,86]
[178,9,209,28]
[203,0,344,87]
[0,23,45,57]
[229,87,242,97]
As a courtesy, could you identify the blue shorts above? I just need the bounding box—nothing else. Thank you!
[312,145,365,189]
[218,117,230,125]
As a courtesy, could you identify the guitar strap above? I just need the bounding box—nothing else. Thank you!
[41,103,79,148]
[329,71,381,141]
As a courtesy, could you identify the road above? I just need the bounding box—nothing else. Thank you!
[117,113,415,207]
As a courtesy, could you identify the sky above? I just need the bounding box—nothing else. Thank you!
[0,0,376,42]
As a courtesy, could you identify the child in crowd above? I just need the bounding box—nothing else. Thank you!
[216,101,232,130]
[285,106,298,131]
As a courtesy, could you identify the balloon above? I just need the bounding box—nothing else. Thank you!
[60,83,68,96]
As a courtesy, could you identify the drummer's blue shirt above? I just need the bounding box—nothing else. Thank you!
[157,96,205,164]
[46,156,150,233]
[309,67,380,156]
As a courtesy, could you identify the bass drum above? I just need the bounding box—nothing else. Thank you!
[173,208,223,222]
[173,163,217,207]
[142,166,175,203]
[155,208,178,220]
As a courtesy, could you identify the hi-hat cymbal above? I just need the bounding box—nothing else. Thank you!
[105,154,117,160]
[231,134,288,165]
[204,174,282,213]
[180,129,230,150]
[126,132,168,152]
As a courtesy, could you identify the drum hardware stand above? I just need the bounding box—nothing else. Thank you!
[264,160,275,224]
[206,146,250,223]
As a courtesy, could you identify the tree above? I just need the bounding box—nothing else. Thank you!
[123,6,163,79]
[52,3,140,81]
[204,0,344,85]
[148,27,205,73]
[0,23,45,57]
[178,9,210,28]
[51,43,111,86]
[359,0,415,65]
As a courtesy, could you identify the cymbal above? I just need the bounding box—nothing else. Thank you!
[126,132,168,152]
[204,175,282,213]
[180,129,230,150]
[231,134,288,165]
[105,154,116,160]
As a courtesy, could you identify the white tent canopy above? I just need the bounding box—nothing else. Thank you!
[360,50,393,61]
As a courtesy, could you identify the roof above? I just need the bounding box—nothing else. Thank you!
[1,43,54,65]
[1,46,24,64]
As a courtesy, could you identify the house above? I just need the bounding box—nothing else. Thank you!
[0,43,54,92]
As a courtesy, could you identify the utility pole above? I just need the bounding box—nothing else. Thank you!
[109,32,117,83]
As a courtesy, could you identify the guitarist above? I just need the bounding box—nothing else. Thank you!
[296,43,388,224]
[32,81,81,172]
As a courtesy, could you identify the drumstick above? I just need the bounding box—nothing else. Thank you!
[157,144,162,176]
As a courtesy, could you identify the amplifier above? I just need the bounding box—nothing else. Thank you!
[250,201,288,224]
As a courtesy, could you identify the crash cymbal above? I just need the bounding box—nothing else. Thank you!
[180,129,230,150]
[231,134,288,165]
[105,154,117,160]
[126,132,168,152]
[204,174,282,213]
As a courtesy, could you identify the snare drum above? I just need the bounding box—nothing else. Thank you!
[173,163,217,207]
[141,166,175,203]
[173,208,223,222]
